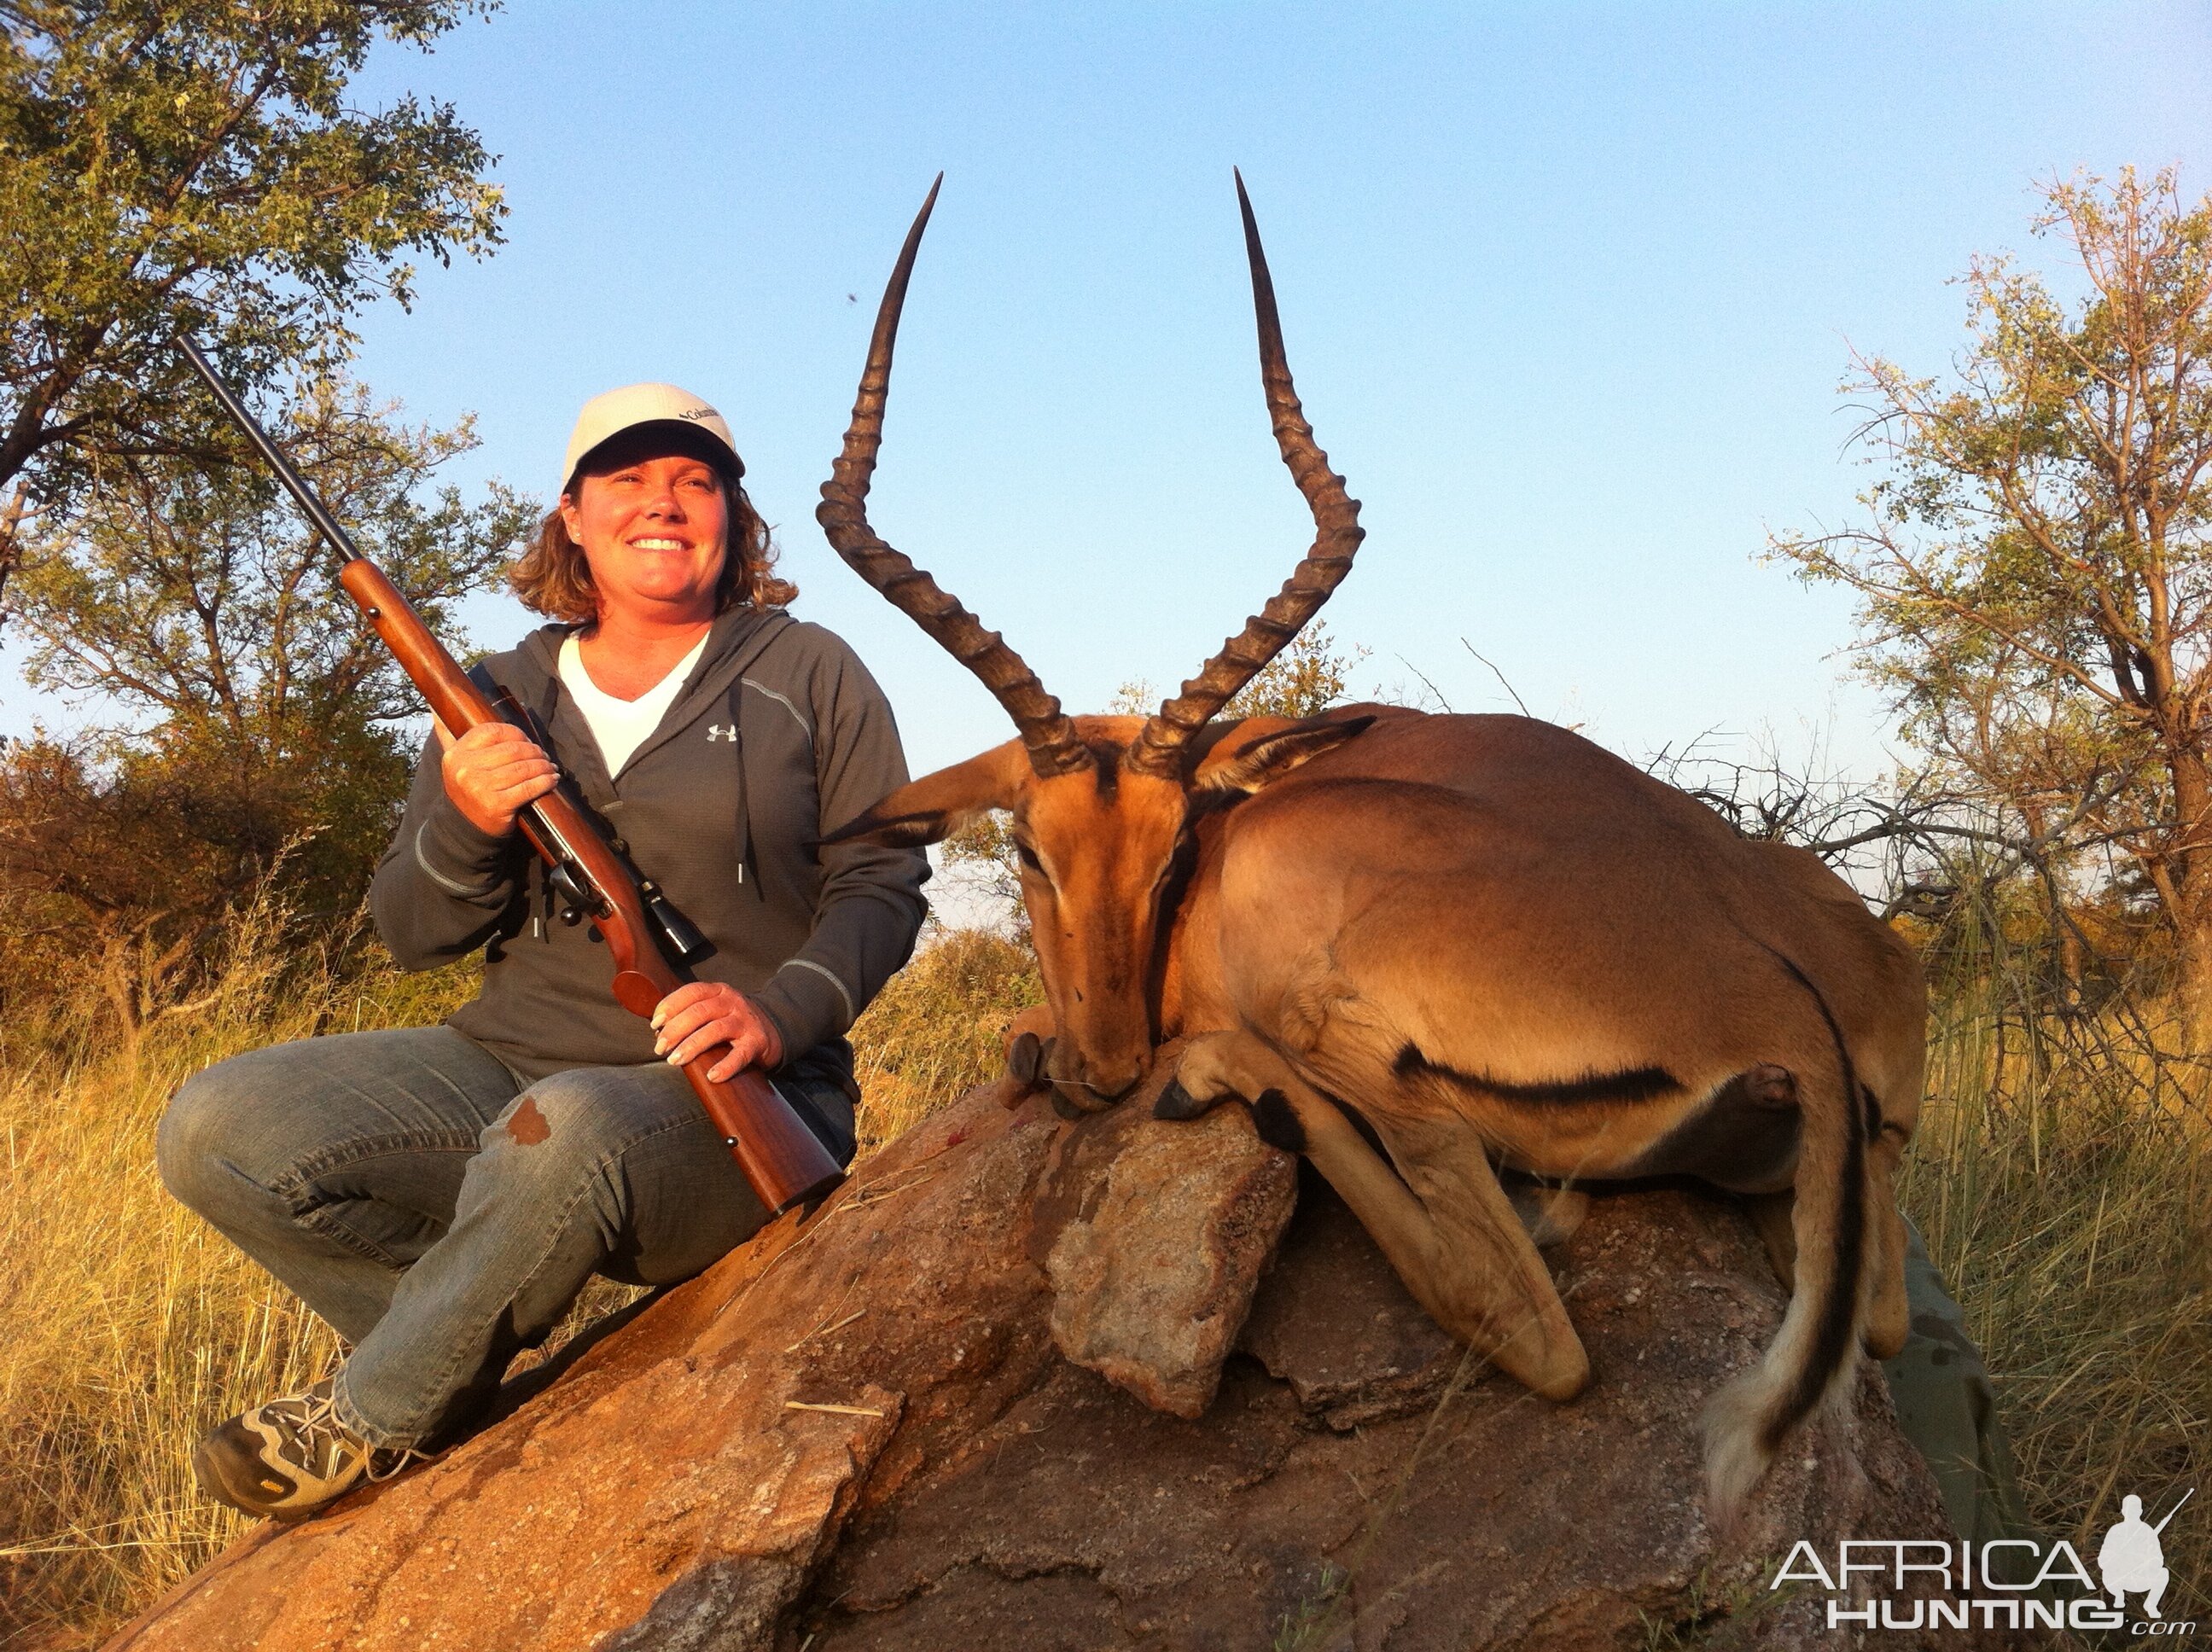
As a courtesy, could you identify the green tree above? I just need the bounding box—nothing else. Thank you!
[0,380,532,984]
[0,0,504,608]
[1107,623,1370,723]
[1771,169,2212,1035]
[1220,620,1369,721]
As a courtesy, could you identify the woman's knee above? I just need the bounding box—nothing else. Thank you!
[157,1038,358,1213]
[157,1056,271,1213]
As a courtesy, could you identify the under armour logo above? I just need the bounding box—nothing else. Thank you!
[707,724,736,742]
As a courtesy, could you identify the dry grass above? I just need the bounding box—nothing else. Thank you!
[0,904,1035,1650]
[0,898,471,1647]
[847,924,1041,1154]
[0,890,2199,1647]
[1900,966,2210,1620]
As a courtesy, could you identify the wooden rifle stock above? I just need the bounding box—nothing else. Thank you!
[179,339,844,1215]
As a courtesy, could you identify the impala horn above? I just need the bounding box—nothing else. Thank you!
[1123,170,1366,779]
[818,176,1092,780]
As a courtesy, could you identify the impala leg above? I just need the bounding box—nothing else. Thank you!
[1507,1181,1590,1248]
[1166,1031,1589,1402]
[1863,1136,1910,1359]
[1744,1190,1797,1291]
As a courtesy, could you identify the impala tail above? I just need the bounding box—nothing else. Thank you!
[1701,953,1872,1527]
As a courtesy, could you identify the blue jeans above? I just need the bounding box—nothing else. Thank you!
[157,1026,854,1450]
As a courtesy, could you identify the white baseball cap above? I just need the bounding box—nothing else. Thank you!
[562,382,743,486]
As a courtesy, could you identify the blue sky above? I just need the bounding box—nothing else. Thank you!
[9,3,2211,782]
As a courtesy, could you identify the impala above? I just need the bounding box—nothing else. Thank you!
[818,175,1924,1521]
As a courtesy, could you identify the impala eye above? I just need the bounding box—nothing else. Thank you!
[1013,840,1043,873]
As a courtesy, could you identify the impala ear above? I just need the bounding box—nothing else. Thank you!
[823,742,1030,846]
[1191,713,1377,797]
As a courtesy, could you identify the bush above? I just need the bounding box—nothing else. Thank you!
[848,926,1042,1155]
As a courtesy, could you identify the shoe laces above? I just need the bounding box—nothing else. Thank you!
[364,1443,434,1483]
[259,1382,363,1477]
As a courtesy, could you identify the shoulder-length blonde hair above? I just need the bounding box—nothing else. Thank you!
[509,470,796,625]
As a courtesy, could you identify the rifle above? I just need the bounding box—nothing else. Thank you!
[2155,1487,2194,1534]
[178,337,845,1215]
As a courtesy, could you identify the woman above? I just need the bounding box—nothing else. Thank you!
[158,383,928,1520]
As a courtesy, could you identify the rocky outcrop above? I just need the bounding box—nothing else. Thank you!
[105,1059,1972,1652]
[1038,1083,1297,1419]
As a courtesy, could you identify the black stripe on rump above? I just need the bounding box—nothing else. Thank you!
[1761,952,1867,1454]
[1394,1042,1680,1107]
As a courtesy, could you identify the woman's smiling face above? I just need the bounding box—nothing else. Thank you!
[559,449,730,625]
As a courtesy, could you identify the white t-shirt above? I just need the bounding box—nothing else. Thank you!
[556,631,709,778]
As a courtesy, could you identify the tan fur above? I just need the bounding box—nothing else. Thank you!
[835,705,1926,1520]
[1178,1027,1589,1399]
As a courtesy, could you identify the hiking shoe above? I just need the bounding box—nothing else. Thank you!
[191,1377,428,1521]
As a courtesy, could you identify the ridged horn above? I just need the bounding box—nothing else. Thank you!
[817,175,1091,779]
[1124,169,1365,779]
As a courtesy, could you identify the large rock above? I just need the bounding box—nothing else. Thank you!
[105,1061,1972,1652]
[1036,1085,1297,1418]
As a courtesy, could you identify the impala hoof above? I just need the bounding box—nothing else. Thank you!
[1155,1078,1218,1120]
[1006,1032,1052,1091]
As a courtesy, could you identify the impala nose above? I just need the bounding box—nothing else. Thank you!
[1047,1046,1144,1114]
[1092,1065,1142,1102]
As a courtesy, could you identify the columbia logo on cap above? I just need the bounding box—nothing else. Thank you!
[562,383,744,482]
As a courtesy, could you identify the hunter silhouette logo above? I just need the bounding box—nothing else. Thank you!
[707,724,736,742]
[2102,1488,2191,1620]
[1772,1483,2198,1633]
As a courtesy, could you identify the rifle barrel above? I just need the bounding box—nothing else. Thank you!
[2155,1486,2194,1533]
[174,332,845,1215]
[177,338,363,567]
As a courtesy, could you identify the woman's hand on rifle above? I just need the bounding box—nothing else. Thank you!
[434,719,561,837]
[650,982,785,1081]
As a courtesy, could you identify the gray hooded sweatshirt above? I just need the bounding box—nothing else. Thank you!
[370,607,928,1094]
